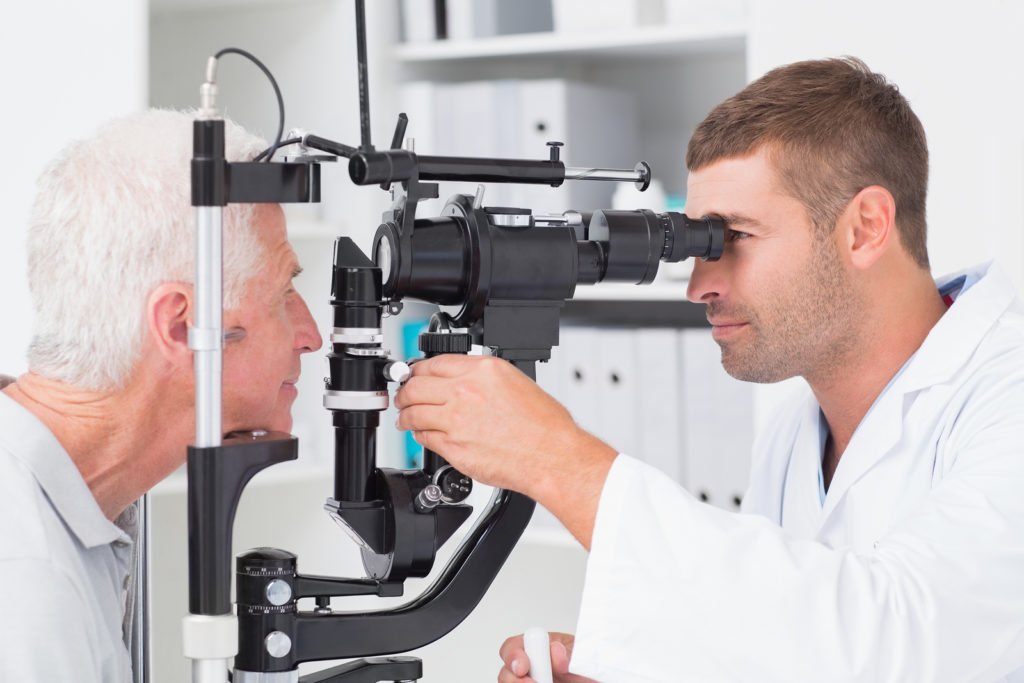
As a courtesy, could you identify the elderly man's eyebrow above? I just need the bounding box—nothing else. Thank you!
[291,264,304,279]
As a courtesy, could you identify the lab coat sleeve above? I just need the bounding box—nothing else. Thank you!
[570,396,1024,683]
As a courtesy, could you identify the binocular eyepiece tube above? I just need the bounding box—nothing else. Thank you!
[373,201,725,311]
[583,209,725,286]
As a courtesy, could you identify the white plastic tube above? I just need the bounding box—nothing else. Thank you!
[523,627,554,683]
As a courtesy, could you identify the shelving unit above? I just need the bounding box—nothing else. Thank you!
[395,21,747,203]
[396,23,745,62]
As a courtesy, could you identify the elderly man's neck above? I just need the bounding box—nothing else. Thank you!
[2,370,191,520]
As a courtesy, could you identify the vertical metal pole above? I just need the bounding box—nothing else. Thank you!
[130,494,152,683]
[194,205,223,449]
[187,204,231,683]
[355,0,373,151]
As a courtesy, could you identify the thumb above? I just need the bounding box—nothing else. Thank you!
[551,641,571,673]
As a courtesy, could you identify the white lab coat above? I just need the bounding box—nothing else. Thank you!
[570,262,1024,683]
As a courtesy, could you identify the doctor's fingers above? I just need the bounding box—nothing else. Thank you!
[499,635,528,679]
[410,352,497,378]
[395,403,453,435]
[393,375,453,411]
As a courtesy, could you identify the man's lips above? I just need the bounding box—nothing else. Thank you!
[708,319,748,339]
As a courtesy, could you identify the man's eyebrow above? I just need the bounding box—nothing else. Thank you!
[291,264,304,279]
[715,213,763,229]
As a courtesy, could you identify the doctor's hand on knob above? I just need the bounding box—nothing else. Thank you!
[393,354,618,549]
[499,632,595,683]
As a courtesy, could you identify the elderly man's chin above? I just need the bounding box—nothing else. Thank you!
[226,394,297,436]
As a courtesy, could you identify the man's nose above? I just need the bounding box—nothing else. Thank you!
[686,257,726,303]
[294,295,323,353]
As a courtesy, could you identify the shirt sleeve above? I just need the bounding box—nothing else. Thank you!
[0,558,107,682]
[570,441,1024,683]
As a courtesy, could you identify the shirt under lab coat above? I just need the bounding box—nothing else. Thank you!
[571,262,1024,683]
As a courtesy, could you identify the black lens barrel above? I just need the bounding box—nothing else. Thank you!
[660,212,725,262]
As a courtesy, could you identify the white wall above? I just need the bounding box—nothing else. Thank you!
[0,0,147,375]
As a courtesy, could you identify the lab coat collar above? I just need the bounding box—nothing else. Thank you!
[819,261,1013,520]
[900,261,1013,393]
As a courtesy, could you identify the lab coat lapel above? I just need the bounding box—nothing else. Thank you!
[744,387,817,526]
[819,386,903,522]
[779,395,828,535]
[819,262,1012,523]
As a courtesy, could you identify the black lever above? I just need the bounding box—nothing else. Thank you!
[381,113,410,190]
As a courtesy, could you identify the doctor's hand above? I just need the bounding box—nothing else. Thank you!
[498,632,596,683]
[393,354,617,548]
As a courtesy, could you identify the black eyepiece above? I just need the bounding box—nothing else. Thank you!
[661,213,724,262]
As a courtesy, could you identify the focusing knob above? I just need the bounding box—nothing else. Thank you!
[419,332,472,356]
[435,465,473,504]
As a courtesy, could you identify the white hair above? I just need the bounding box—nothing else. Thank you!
[27,108,269,391]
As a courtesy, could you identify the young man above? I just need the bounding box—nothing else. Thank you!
[0,109,322,681]
[395,58,1024,681]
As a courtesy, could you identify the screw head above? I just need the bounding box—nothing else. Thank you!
[265,631,292,658]
[265,579,292,606]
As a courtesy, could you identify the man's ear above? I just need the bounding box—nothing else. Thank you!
[843,185,896,270]
[147,282,193,368]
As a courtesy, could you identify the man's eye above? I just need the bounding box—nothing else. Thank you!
[726,229,751,241]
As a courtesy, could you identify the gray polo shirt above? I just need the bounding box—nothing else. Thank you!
[0,385,134,681]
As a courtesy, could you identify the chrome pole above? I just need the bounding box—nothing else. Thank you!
[185,204,232,683]
[192,205,223,449]
[130,494,151,683]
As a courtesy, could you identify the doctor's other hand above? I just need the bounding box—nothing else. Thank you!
[498,632,595,683]
[393,354,617,502]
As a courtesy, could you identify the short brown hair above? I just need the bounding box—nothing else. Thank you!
[686,57,930,268]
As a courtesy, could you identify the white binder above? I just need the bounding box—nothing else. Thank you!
[678,328,755,510]
[636,327,685,485]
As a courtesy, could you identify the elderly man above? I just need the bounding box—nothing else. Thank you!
[0,109,321,681]
[396,58,1024,682]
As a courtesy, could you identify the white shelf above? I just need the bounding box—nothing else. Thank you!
[396,23,746,63]
[574,280,690,301]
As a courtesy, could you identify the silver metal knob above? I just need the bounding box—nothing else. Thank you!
[265,631,292,658]
[384,361,412,383]
[415,484,443,513]
[266,579,292,606]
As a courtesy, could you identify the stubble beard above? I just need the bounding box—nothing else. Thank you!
[713,239,861,384]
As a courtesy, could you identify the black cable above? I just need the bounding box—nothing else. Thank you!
[252,136,302,162]
[213,47,285,162]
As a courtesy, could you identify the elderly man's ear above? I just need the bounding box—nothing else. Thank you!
[147,282,194,369]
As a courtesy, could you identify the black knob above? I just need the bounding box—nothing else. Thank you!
[547,140,564,162]
[419,332,472,356]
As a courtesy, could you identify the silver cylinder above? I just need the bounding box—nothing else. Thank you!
[192,658,231,683]
[190,206,227,683]
[130,494,151,683]
[563,166,645,182]
[193,206,223,448]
